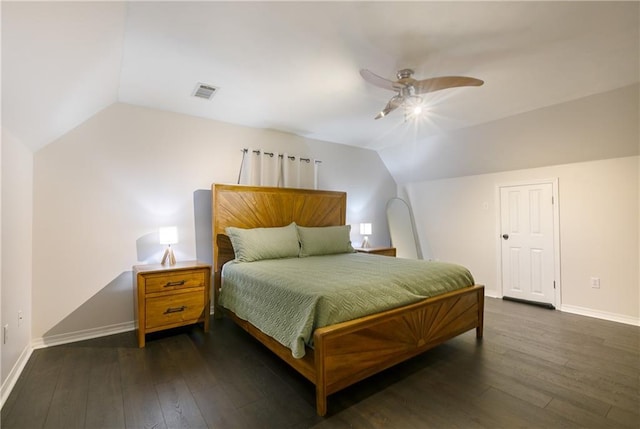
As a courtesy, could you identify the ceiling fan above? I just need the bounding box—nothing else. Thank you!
[360,68,484,119]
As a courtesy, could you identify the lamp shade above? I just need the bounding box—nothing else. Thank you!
[159,226,178,245]
[360,223,372,236]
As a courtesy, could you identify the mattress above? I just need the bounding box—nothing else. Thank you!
[220,252,474,358]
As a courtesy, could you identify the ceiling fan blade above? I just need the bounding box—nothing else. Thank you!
[413,76,484,94]
[374,96,402,119]
[360,69,398,91]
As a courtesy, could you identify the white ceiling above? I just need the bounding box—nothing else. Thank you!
[3,1,639,159]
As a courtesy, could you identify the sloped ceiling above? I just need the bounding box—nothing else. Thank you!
[2,2,127,150]
[2,1,639,179]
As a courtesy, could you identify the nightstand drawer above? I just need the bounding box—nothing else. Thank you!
[144,270,205,294]
[146,290,206,329]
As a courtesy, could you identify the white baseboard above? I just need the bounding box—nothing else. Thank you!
[1,344,33,409]
[560,304,640,327]
[484,289,501,299]
[484,290,639,326]
[31,321,135,349]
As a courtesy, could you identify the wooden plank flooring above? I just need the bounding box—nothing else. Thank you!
[2,297,638,428]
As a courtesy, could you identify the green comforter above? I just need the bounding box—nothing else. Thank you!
[220,253,474,358]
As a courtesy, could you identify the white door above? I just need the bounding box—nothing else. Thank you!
[500,183,556,307]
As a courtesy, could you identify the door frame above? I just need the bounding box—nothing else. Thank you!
[495,178,561,308]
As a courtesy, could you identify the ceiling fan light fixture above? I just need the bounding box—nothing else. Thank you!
[405,95,424,117]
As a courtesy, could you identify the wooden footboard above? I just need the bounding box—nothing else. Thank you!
[313,284,484,415]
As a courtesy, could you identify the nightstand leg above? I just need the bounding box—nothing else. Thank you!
[204,305,210,333]
[137,329,145,348]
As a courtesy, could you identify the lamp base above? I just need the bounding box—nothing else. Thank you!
[161,246,176,265]
[361,236,370,248]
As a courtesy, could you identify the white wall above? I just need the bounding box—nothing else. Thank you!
[1,131,34,391]
[31,103,396,341]
[402,156,639,323]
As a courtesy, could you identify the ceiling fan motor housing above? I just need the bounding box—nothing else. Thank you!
[397,69,414,79]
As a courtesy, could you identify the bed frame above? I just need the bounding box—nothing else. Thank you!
[211,183,484,416]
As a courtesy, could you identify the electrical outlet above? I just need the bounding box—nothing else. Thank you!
[18,310,23,327]
[3,324,8,344]
[590,277,600,289]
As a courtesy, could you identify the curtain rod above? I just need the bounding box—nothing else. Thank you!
[241,148,322,164]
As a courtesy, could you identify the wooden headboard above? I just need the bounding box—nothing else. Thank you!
[211,184,347,312]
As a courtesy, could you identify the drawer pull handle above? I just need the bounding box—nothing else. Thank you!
[165,280,186,287]
[164,306,187,314]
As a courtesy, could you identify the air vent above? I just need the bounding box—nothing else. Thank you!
[192,83,218,100]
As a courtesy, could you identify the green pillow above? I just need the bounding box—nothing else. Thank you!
[226,222,300,262]
[297,225,354,257]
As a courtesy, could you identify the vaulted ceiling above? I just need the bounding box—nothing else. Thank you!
[2,2,639,178]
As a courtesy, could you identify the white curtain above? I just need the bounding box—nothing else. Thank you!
[260,151,279,187]
[282,153,299,188]
[299,157,317,189]
[239,149,319,189]
[238,149,280,187]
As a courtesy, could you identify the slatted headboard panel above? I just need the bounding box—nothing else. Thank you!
[211,184,347,273]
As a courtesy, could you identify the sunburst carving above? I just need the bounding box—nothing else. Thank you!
[213,185,346,237]
[321,291,480,386]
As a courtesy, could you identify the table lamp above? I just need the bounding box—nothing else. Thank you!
[159,226,178,265]
[360,223,372,248]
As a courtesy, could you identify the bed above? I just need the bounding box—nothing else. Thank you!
[211,183,484,416]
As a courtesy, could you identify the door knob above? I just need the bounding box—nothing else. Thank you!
[502,234,509,240]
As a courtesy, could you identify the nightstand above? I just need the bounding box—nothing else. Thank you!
[133,260,211,347]
[354,246,397,257]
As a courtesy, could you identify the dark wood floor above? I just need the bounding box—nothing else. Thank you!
[2,297,639,428]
